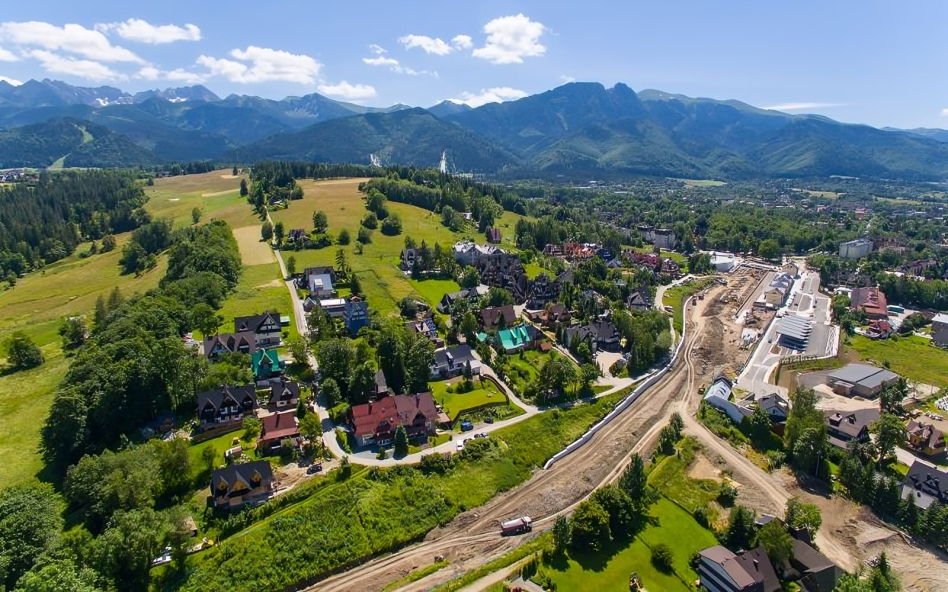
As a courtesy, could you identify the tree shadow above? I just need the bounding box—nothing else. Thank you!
[571,535,631,572]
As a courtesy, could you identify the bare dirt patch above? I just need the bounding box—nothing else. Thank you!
[202,189,239,197]
[220,175,239,179]
[255,279,282,289]
[687,451,721,480]
[232,226,276,266]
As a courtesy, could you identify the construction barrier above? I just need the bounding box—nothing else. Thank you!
[543,296,693,470]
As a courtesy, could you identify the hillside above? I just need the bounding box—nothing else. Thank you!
[235,107,520,171]
[0,118,157,168]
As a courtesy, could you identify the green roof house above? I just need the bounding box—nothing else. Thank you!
[496,324,539,353]
[251,348,282,380]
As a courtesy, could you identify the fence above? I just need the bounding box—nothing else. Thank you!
[543,296,693,470]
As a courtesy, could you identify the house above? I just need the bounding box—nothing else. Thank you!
[932,313,948,348]
[865,319,893,340]
[661,258,683,277]
[437,285,489,314]
[703,376,745,424]
[475,252,529,302]
[850,286,888,320]
[735,548,781,592]
[479,305,518,331]
[900,461,948,509]
[562,242,597,261]
[269,379,301,410]
[350,393,440,446]
[343,297,370,336]
[826,364,899,398]
[542,243,564,257]
[531,303,571,328]
[639,226,678,250]
[588,319,620,351]
[234,312,282,347]
[202,331,256,362]
[790,539,841,592]
[697,545,764,592]
[906,420,946,457]
[257,411,299,451]
[251,349,282,381]
[452,241,505,267]
[318,298,347,318]
[196,385,257,428]
[430,345,480,379]
[373,369,391,398]
[626,289,651,312]
[526,273,560,309]
[210,460,274,509]
[738,392,790,423]
[399,248,417,272]
[824,407,880,449]
[495,324,541,353]
[303,266,335,298]
[486,227,502,244]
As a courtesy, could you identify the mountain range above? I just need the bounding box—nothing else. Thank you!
[1,78,946,180]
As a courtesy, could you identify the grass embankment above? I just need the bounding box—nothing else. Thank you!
[663,277,715,333]
[179,388,632,590]
[847,334,948,387]
[648,437,722,511]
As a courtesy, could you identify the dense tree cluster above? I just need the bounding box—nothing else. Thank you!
[0,170,147,278]
[42,221,242,466]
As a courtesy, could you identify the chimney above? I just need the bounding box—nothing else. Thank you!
[753,559,759,571]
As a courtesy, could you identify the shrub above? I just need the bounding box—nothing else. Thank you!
[694,505,711,528]
[718,482,739,507]
[651,543,674,573]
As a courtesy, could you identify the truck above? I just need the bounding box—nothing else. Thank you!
[500,516,533,536]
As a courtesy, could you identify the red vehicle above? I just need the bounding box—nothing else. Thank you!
[500,516,533,536]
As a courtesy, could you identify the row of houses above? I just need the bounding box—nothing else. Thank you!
[698,535,840,592]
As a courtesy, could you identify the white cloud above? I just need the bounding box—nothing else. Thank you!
[763,102,848,111]
[452,35,473,50]
[0,21,142,62]
[448,87,527,108]
[0,75,22,85]
[368,44,386,55]
[940,108,948,117]
[473,14,546,64]
[317,81,377,101]
[399,34,453,55]
[0,46,17,61]
[26,49,122,81]
[560,75,575,83]
[137,65,205,84]
[363,55,399,67]
[197,46,321,84]
[102,18,201,44]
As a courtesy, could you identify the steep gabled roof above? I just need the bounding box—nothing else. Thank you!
[235,311,281,333]
[197,385,257,412]
[211,460,273,497]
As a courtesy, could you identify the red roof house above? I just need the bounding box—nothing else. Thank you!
[257,411,299,451]
[351,393,439,447]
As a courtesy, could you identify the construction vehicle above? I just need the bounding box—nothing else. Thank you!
[500,516,533,536]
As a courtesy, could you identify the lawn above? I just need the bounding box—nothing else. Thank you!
[430,377,509,420]
[504,349,569,394]
[847,334,948,387]
[408,277,460,309]
[545,498,715,592]
[669,178,727,187]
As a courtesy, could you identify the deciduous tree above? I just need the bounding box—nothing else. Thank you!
[4,331,44,370]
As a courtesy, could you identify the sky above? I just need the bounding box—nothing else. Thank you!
[0,0,945,129]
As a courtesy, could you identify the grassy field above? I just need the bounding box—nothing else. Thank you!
[0,234,167,484]
[670,178,727,187]
[217,264,298,341]
[271,179,472,317]
[545,498,715,592]
[146,171,257,229]
[847,334,948,387]
[505,349,567,394]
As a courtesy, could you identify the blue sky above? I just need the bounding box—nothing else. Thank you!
[0,1,945,128]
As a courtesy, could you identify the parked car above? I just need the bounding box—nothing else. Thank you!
[484,416,494,424]
[307,464,322,474]
[456,441,465,451]
[460,420,474,432]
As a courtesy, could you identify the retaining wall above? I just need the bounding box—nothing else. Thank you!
[543,296,693,470]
